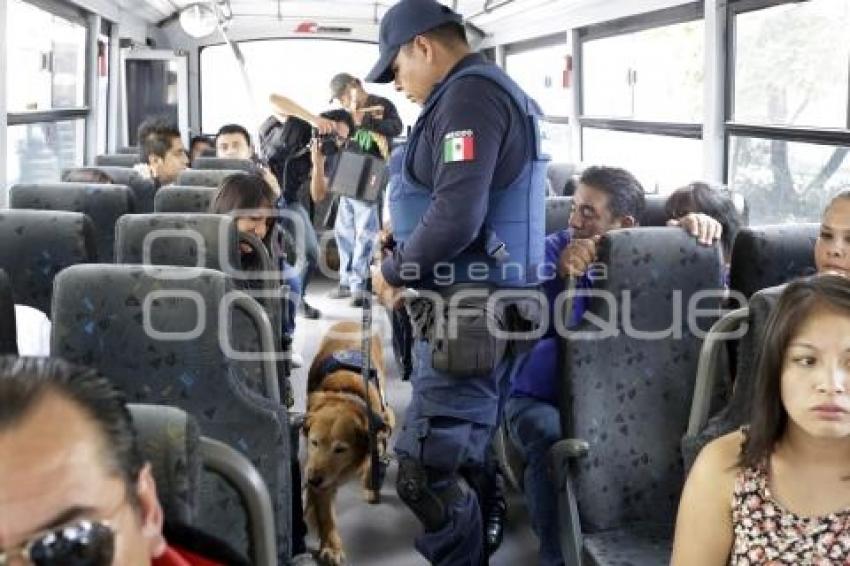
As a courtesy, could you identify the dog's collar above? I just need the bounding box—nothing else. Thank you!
[320,387,388,432]
[316,350,377,382]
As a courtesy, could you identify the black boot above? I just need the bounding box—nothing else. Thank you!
[483,469,507,556]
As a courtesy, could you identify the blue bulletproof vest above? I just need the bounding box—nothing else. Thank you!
[388,64,548,288]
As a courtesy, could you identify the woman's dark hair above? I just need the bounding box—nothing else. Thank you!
[0,357,145,509]
[209,173,278,270]
[666,182,743,259]
[739,274,850,469]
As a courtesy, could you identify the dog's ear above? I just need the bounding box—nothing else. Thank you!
[301,414,312,436]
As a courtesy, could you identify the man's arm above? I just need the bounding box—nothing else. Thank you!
[361,97,403,138]
[309,140,328,202]
[381,80,512,287]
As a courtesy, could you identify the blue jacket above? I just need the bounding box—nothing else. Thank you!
[510,229,591,404]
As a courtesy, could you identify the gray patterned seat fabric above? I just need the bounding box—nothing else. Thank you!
[0,270,17,355]
[177,169,245,188]
[545,196,572,235]
[10,183,135,261]
[129,404,201,525]
[51,265,292,562]
[0,210,97,315]
[117,146,139,155]
[95,153,139,167]
[729,224,818,299]
[681,285,784,471]
[83,166,158,213]
[640,194,670,227]
[192,157,257,172]
[555,228,723,565]
[583,523,674,566]
[547,162,580,196]
[115,213,287,401]
[154,186,218,213]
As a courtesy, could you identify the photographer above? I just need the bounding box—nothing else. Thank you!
[328,72,403,145]
[310,109,387,307]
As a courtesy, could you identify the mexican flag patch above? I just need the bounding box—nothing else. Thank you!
[443,130,475,163]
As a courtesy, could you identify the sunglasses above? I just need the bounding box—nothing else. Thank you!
[0,520,115,566]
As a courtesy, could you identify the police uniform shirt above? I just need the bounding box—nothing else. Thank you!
[381,53,530,287]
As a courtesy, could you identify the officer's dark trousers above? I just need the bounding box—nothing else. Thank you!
[395,339,524,566]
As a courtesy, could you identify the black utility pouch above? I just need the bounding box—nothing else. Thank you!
[430,289,507,377]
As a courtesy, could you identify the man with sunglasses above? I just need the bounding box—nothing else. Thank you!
[504,165,722,565]
[0,357,247,566]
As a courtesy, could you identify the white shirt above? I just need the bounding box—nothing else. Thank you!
[14,305,51,357]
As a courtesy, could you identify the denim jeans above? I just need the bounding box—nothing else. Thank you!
[504,395,564,566]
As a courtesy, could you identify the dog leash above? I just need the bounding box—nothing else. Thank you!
[360,274,386,499]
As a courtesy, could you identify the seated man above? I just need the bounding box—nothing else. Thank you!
[135,118,189,188]
[506,166,722,566]
[189,135,214,163]
[0,357,248,566]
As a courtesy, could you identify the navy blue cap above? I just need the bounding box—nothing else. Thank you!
[365,0,463,83]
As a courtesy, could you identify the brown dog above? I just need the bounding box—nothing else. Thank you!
[304,320,396,565]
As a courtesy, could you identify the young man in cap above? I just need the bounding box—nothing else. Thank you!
[366,0,548,563]
[325,73,403,304]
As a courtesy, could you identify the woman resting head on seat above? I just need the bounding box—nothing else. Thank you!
[209,172,301,339]
[672,274,850,565]
[815,189,850,278]
[665,181,743,266]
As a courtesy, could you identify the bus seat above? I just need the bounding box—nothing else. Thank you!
[10,183,135,261]
[95,153,139,167]
[129,403,201,526]
[729,224,818,299]
[0,210,97,315]
[682,285,784,471]
[84,166,158,213]
[546,162,581,196]
[549,227,723,565]
[545,196,572,234]
[0,270,17,355]
[129,404,274,565]
[117,146,139,155]
[155,186,218,213]
[115,213,288,401]
[192,157,257,172]
[640,194,670,227]
[177,169,245,188]
[51,264,292,562]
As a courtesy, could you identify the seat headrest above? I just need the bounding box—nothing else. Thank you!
[95,154,139,167]
[591,227,723,328]
[545,196,572,235]
[0,210,97,314]
[546,162,580,197]
[192,157,257,172]
[10,183,135,261]
[155,186,219,213]
[0,269,17,355]
[729,224,818,299]
[115,213,240,273]
[177,169,247,188]
[68,166,157,213]
[129,404,201,525]
[640,194,670,227]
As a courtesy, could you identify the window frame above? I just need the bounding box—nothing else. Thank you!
[503,32,571,127]
[574,2,705,188]
[6,0,92,142]
[723,0,850,185]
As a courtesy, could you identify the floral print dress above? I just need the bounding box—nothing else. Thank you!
[731,464,850,564]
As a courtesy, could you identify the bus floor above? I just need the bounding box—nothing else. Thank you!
[290,276,540,565]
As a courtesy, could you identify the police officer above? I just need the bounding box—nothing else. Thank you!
[366,0,547,563]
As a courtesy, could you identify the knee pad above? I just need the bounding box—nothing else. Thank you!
[396,457,463,532]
